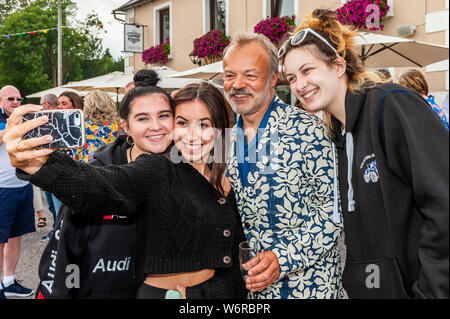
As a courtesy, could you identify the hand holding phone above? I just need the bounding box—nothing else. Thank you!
[22,109,85,149]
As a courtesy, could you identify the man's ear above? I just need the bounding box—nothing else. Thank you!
[333,57,347,78]
[271,71,279,88]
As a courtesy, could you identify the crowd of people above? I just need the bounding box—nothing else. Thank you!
[0,9,448,300]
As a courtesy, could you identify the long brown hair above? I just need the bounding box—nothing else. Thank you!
[173,82,230,197]
[59,91,84,110]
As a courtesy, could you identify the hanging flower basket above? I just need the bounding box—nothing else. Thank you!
[192,29,230,65]
[336,0,390,31]
[254,15,296,46]
[142,38,170,65]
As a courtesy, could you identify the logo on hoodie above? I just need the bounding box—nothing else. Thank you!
[92,257,131,273]
[361,154,379,183]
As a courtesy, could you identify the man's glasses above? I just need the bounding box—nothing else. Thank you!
[7,97,24,102]
[278,28,339,59]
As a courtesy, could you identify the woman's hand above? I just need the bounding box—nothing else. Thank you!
[3,104,55,175]
[243,251,280,292]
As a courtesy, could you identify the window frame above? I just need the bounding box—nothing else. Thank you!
[263,0,298,23]
[203,0,229,34]
[159,7,170,44]
[153,1,172,58]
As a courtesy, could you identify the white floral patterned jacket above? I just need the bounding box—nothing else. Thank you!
[227,96,343,299]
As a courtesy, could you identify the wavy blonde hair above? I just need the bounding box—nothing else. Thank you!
[280,9,383,134]
[83,90,118,124]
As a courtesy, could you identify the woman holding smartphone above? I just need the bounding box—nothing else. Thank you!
[4,82,246,299]
[34,73,176,299]
[278,9,448,298]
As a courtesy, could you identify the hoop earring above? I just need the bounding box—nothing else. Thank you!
[126,135,134,146]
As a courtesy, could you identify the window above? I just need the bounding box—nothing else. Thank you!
[270,0,295,17]
[204,0,227,33]
[210,0,226,30]
[154,2,172,45]
[159,8,170,43]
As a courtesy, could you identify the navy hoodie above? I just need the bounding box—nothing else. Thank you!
[35,136,140,299]
[332,83,448,299]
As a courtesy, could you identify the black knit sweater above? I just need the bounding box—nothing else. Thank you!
[17,151,246,296]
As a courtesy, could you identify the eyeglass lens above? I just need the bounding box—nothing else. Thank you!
[7,97,24,102]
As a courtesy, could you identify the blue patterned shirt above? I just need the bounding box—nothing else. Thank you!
[227,96,343,299]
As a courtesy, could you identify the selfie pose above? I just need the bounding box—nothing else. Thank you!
[279,9,449,298]
[34,74,173,299]
[4,82,246,299]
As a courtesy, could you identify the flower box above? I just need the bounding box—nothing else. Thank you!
[254,15,296,46]
[142,38,170,65]
[336,0,391,31]
[192,29,230,65]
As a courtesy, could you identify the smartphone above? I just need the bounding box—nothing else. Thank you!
[22,109,85,149]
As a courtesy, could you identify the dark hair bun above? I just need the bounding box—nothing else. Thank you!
[133,69,160,87]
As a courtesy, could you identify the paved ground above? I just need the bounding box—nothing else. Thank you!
[5,189,348,300]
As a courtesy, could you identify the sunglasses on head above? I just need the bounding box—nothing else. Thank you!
[278,28,339,59]
[7,97,24,102]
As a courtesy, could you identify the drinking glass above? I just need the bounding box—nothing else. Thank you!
[239,240,257,299]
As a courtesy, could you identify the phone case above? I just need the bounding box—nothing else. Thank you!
[22,109,86,149]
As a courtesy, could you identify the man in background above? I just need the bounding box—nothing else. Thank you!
[0,85,34,299]
[40,93,58,110]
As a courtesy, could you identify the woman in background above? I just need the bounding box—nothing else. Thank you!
[397,69,449,131]
[57,91,84,110]
[73,90,121,163]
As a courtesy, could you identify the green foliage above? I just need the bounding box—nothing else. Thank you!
[0,0,33,25]
[0,0,122,98]
[81,49,124,79]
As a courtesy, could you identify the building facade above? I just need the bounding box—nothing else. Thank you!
[113,0,448,101]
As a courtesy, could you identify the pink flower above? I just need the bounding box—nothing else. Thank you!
[254,15,296,45]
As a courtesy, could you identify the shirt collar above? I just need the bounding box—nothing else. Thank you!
[236,95,276,132]
[0,106,7,118]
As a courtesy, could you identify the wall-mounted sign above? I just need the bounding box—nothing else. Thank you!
[124,24,144,53]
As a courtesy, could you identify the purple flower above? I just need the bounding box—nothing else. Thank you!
[335,0,389,31]
[254,15,296,45]
[192,29,230,60]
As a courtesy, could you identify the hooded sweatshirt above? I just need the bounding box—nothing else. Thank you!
[332,82,448,299]
[35,136,140,299]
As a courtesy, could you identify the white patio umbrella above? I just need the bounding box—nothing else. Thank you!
[166,61,224,80]
[354,32,449,68]
[26,87,90,99]
[94,73,223,94]
[63,71,126,92]
[26,86,125,102]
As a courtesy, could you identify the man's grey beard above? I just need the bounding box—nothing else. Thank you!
[225,79,272,116]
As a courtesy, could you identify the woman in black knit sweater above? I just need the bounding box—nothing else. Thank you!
[4,82,247,299]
